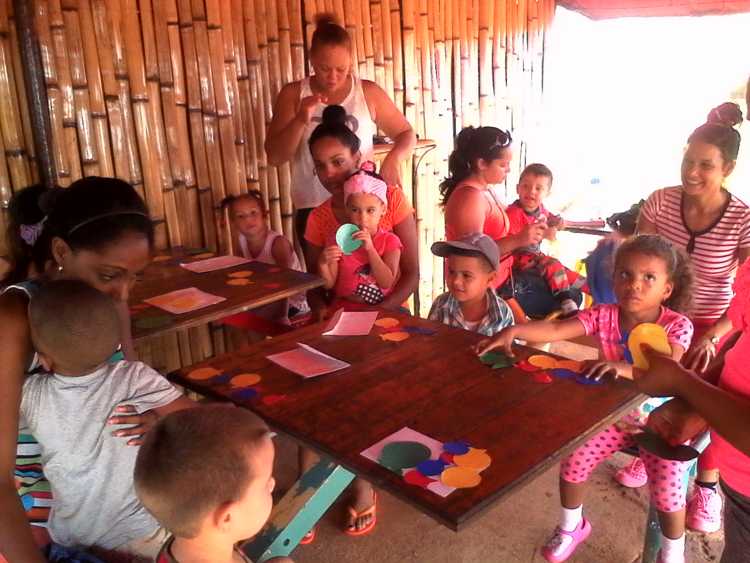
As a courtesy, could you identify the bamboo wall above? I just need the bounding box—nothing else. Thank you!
[0,0,554,372]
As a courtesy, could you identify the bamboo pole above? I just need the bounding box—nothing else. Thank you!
[370,0,384,88]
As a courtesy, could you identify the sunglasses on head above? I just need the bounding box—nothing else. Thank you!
[489,131,512,151]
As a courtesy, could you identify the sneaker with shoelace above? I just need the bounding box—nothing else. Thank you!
[686,485,723,533]
[541,518,592,563]
[615,457,649,488]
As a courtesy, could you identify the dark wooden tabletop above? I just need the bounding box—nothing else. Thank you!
[170,309,643,530]
[564,226,613,236]
[129,249,324,342]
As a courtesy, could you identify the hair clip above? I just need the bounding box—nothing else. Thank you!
[19,218,46,246]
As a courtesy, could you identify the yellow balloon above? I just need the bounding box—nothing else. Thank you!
[628,323,671,369]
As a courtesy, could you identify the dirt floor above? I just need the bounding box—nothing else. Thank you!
[273,434,725,563]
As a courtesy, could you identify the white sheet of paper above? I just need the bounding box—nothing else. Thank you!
[322,309,379,336]
[180,255,251,273]
[360,426,456,497]
[266,343,350,378]
[144,287,226,314]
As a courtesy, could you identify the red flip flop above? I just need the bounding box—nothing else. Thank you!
[299,527,316,545]
[344,491,378,536]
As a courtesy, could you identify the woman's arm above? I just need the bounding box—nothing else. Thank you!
[380,214,419,309]
[304,243,330,320]
[0,293,46,563]
[317,246,341,290]
[475,317,587,356]
[265,82,320,166]
[363,81,416,186]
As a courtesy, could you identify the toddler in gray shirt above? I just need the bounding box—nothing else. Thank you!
[19,279,193,559]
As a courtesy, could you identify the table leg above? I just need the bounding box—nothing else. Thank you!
[242,458,356,562]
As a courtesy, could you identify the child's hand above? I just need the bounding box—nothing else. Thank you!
[107,406,158,446]
[520,222,546,247]
[581,360,632,382]
[352,229,374,252]
[474,328,516,357]
[321,245,344,266]
[631,345,692,397]
[296,94,326,123]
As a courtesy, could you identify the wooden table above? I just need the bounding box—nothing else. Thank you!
[564,226,613,237]
[129,249,324,342]
[171,309,643,548]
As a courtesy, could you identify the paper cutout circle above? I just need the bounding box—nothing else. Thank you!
[336,223,363,255]
[440,466,482,488]
[227,278,252,286]
[527,355,558,369]
[628,323,671,369]
[211,373,232,385]
[380,332,410,342]
[378,441,432,472]
[574,373,604,386]
[404,469,435,488]
[230,373,262,387]
[516,360,539,372]
[416,459,447,476]
[374,317,400,329]
[228,270,254,278]
[453,448,492,471]
[187,366,222,380]
[152,255,171,262]
[439,452,455,464]
[231,388,259,401]
[262,394,287,406]
[532,371,554,384]
[191,252,214,259]
[443,441,470,455]
[557,360,583,373]
[550,368,577,380]
[264,283,282,289]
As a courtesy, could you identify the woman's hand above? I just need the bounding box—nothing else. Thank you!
[632,346,692,397]
[320,245,344,266]
[474,328,516,357]
[646,398,708,445]
[683,336,717,374]
[107,405,158,446]
[378,154,402,187]
[581,360,632,381]
[296,94,326,124]
[353,229,374,253]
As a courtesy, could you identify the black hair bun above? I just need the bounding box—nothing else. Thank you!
[314,12,338,28]
[321,105,347,126]
[707,102,743,128]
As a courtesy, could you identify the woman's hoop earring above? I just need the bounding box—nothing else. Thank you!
[57,264,63,273]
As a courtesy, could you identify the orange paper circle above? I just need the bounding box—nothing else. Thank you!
[226,278,252,286]
[152,255,171,262]
[380,331,410,342]
[192,252,214,259]
[453,448,492,471]
[440,466,482,488]
[628,323,671,369]
[187,367,221,380]
[527,355,558,370]
[374,317,400,329]
[228,270,254,278]
[230,373,262,387]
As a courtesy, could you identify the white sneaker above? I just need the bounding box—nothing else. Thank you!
[686,485,722,533]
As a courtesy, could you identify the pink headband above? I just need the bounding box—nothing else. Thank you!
[343,163,387,206]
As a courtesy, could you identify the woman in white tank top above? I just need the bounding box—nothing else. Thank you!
[265,14,416,239]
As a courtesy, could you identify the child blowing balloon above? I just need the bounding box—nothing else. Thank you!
[476,234,695,563]
[318,163,402,307]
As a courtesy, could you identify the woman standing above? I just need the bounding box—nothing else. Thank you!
[634,103,750,533]
[265,14,416,243]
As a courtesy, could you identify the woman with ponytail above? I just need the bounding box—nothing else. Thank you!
[633,102,750,534]
[442,126,547,289]
[265,13,415,243]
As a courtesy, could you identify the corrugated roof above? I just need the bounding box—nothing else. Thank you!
[557,0,750,19]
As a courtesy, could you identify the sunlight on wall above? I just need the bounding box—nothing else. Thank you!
[530,7,750,219]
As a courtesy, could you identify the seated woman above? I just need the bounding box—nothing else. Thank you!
[440,126,549,317]
[304,104,418,315]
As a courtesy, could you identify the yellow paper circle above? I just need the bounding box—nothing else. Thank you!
[453,448,492,471]
[231,373,262,387]
[228,270,254,278]
[375,317,401,329]
[187,367,221,380]
[380,331,410,342]
[440,466,482,488]
[628,323,671,369]
[527,355,558,370]
[226,278,252,286]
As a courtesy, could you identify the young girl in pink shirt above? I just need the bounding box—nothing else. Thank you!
[477,234,694,563]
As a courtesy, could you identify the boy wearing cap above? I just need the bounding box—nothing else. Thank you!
[319,164,403,306]
[429,233,515,336]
